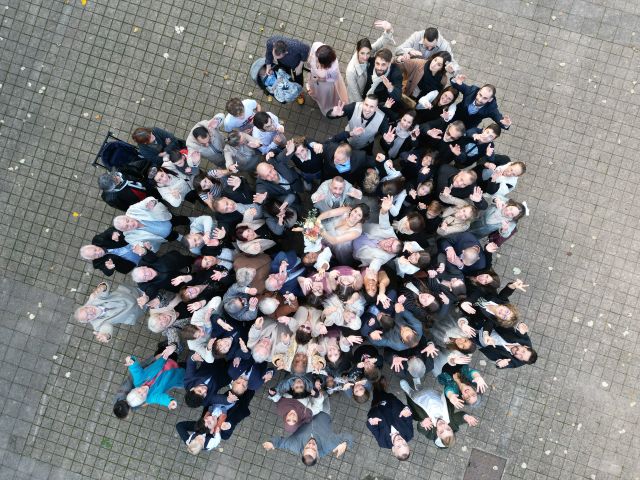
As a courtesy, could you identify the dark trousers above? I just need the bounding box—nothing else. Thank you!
[176,421,196,444]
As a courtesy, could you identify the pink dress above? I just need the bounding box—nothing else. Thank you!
[307,42,349,115]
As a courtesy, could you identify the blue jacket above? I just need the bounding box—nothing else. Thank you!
[367,310,423,352]
[367,392,414,448]
[129,357,184,408]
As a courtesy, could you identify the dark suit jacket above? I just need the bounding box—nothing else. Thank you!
[137,251,194,298]
[477,326,532,369]
[91,227,137,275]
[450,82,508,130]
[367,392,414,448]
[227,358,271,391]
[438,232,487,276]
[322,142,370,186]
[363,61,403,107]
[256,155,304,202]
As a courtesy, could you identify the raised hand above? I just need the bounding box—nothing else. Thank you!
[460,301,476,314]
[451,74,466,85]
[380,75,393,93]
[406,153,418,164]
[427,128,443,139]
[500,115,512,128]
[399,406,412,418]
[391,356,407,372]
[380,194,393,213]
[473,375,488,393]
[485,242,499,253]
[449,393,464,409]
[350,126,365,137]
[496,358,511,369]
[383,126,396,143]
[253,192,268,204]
[373,20,392,32]
[285,139,295,156]
[464,414,479,426]
[510,279,529,292]
[384,97,395,109]
[312,143,324,154]
[449,143,461,156]
[331,100,345,117]
[420,417,433,430]
[469,186,483,203]
[421,343,439,358]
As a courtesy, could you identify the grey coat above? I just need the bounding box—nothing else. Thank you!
[85,284,144,337]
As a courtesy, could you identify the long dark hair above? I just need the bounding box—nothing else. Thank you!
[433,86,459,107]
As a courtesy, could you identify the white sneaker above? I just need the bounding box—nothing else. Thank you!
[399,379,413,396]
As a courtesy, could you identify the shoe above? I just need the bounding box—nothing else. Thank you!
[399,379,413,396]
[296,94,305,105]
[412,376,422,389]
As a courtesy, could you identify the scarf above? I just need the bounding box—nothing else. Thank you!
[367,65,390,95]
[387,125,412,159]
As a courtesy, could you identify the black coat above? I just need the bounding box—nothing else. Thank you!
[137,251,194,299]
[367,392,414,448]
[256,153,304,202]
[91,227,137,275]
[363,62,403,108]
[322,142,370,186]
[477,326,532,369]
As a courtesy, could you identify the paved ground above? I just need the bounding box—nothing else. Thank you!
[1,0,640,479]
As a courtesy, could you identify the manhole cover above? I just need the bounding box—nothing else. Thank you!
[463,448,507,480]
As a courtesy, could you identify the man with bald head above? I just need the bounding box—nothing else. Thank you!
[256,150,304,210]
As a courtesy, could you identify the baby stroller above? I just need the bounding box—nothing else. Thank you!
[93,131,145,170]
[250,57,303,104]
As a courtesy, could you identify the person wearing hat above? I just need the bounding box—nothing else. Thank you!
[98,171,148,211]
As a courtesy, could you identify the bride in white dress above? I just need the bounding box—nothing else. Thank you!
[317,204,370,265]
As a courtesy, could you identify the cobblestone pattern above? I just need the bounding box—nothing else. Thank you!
[1,0,640,479]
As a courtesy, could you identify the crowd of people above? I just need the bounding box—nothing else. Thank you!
[76,21,537,463]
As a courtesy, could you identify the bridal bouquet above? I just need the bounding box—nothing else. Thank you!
[292,208,321,242]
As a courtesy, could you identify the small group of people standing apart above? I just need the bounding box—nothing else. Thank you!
[78,20,537,463]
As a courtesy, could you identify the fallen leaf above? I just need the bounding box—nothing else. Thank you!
[65,372,71,378]
[133,26,140,33]
[28,313,35,320]
[174,25,185,35]
[601,381,608,388]
[95,114,102,120]
[521,463,527,469]
[512,267,522,275]
[163,52,170,59]
[72,212,81,217]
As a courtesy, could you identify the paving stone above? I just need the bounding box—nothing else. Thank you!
[1,0,640,479]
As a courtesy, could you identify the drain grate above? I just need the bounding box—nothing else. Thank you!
[463,448,507,480]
